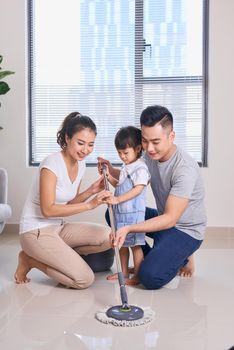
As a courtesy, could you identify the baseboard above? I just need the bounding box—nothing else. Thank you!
[205,227,234,239]
[1,224,234,239]
[1,224,19,235]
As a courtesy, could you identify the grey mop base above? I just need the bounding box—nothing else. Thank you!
[95,306,155,327]
[106,305,144,321]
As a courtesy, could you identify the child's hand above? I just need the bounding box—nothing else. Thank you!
[87,190,110,209]
[97,157,111,175]
[104,166,111,178]
[105,194,119,205]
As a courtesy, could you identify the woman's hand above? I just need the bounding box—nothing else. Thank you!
[87,190,111,209]
[88,176,105,195]
[113,226,131,249]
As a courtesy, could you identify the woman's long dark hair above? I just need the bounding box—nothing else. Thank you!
[57,112,97,149]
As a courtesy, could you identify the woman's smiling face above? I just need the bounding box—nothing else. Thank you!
[65,128,96,161]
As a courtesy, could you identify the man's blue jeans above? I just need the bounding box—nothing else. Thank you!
[105,207,203,290]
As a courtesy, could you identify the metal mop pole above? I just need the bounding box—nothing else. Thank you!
[102,165,129,308]
[94,164,145,323]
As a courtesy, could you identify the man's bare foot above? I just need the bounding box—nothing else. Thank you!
[14,251,31,284]
[125,276,139,286]
[178,255,195,277]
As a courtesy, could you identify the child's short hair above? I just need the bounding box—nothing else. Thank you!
[114,126,142,157]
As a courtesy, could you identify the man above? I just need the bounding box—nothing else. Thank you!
[99,105,206,289]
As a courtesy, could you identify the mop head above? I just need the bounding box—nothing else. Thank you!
[95,306,155,327]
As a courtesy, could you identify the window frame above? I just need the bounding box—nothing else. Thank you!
[28,0,209,167]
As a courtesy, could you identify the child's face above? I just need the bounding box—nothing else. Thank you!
[117,146,141,165]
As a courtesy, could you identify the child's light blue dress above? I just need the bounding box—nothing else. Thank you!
[112,158,150,247]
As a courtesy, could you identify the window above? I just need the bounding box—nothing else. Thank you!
[29,0,208,165]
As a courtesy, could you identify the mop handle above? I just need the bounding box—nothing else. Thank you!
[102,164,129,306]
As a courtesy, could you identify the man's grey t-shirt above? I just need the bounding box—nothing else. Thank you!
[145,146,206,240]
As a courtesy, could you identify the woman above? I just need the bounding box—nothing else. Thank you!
[14,112,110,289]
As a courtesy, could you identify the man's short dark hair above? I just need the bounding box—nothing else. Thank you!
[140,105,173,130]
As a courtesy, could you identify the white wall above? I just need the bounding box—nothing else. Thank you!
[0,0,234,227]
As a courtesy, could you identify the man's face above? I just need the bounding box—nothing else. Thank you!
[141,123,175,161]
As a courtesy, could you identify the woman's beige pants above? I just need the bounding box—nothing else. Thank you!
[20,222,111,289]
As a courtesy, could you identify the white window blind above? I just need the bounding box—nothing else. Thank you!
[29,0,208,165]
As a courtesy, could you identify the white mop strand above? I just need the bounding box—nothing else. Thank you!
[95,306,155,327]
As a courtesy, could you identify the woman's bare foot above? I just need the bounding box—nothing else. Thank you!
[14,251,31,284]
[178,255,195,277]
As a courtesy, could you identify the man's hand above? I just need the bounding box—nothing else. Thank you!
[113,225,131,248]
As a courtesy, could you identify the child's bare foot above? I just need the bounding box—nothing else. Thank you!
[14,251,31,284]
[106,272,118,280]
[106,272,129,280]
[125,276,139,286]
[178,255,195,277]
[106,266,134,280]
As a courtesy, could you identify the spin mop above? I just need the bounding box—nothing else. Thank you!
[95,165,154,327]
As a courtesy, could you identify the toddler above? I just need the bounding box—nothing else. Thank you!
[105,126,150,285]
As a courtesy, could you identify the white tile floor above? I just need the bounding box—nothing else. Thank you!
[0,230,234,350]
